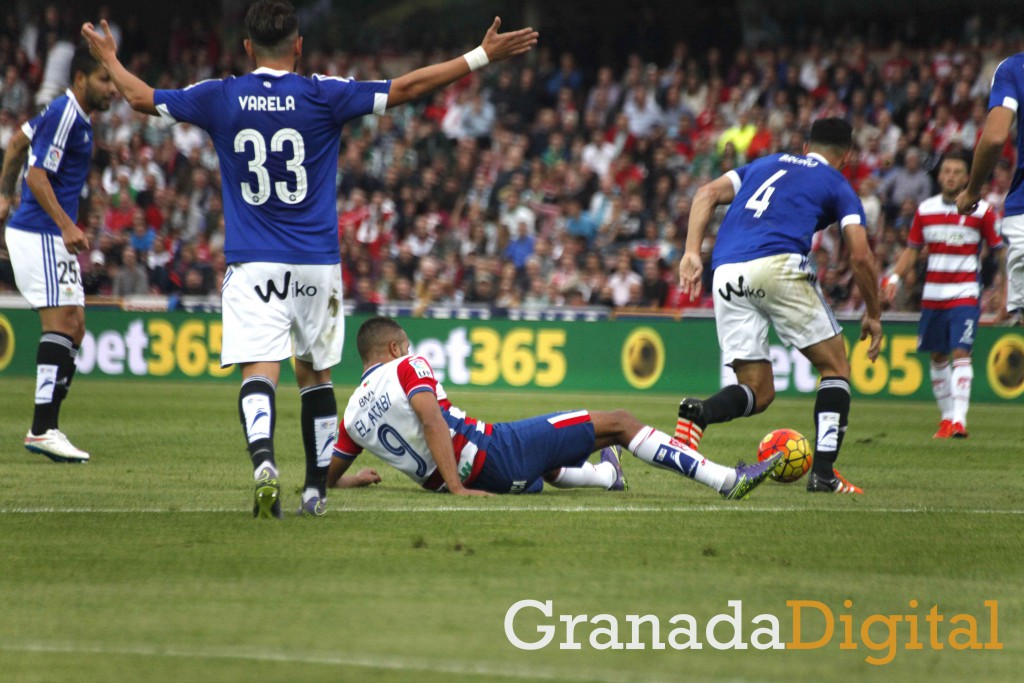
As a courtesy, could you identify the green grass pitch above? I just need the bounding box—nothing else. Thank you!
[1,377,1021,682]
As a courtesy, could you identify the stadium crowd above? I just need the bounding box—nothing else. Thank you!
[0,6,1015,316]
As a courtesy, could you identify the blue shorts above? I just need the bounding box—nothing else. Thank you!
[917,305,980,353]
[473,411,597,494]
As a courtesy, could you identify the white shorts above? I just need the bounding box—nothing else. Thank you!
[221,262,345,371]
[712,253,841,366]
[1002,214,1024,311]
[5,226,85,308]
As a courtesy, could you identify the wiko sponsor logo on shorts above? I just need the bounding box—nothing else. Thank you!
[504,598,1001,665]
[254,271,318,302]
[717,274,765,302]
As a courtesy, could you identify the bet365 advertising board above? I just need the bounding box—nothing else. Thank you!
[0,309,1021,402]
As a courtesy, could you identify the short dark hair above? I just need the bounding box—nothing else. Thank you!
[245,0,299,57]
[939,150,971,174]
[356,316,405,361]
[70,45,102,82]
[808,118,853,151]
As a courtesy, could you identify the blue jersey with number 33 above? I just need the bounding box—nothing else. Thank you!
[988,53,1024,217]
[153,68,391,265]
[711,152,866,270]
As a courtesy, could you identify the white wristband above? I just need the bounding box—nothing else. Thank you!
[463,46,489,72]
[887,273,901,286]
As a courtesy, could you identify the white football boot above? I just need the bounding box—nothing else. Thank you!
[24,429,90,463]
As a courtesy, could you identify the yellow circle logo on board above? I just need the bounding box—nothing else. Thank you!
[987,333,1024,400]
[0,313,15,372]
[621,327,664,389]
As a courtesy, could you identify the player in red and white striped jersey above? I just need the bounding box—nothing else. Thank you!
[328,317,780,499]
[887,153,1005,438]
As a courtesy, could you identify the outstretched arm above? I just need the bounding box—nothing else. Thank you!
[387,17,537,108]
[81,20,157,115]
[957,106,1014,214]
[883,245,920,302]
[326,456,383,489]
[679,173,735,300]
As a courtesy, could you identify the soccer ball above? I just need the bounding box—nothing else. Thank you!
[757,429,812,483]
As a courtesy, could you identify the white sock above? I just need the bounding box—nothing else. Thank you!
[547,462,616,489]
[628,426,735,492]
[302,486,320,503]
[951,358,973,425]
[930,361,953,421]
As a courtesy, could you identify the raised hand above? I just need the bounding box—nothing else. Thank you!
[81,20,119,63]
[480,17,539,63]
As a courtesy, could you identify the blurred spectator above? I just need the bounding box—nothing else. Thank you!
[503,220,535,271]
[182,267,211,296]
[639,258,668,307]
[562,195,599,246]
[878,148,933,217]
[717,110,757,158]
[112,247,150,296]
[83,252,112,296]
[546,52,583,101]
[607,249,642,307]
[127,208,158,255]
[623,85,663,138]
[0,5,1010,317]
[34,35,75,107]
[0,65,29,115]
[498,189,536,237]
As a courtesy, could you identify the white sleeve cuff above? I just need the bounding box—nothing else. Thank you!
[1001,96,1018,112]
[21,121,33,139]
[725,170,742,194]
[155,103,177,124]
[840,214,863,229]
[372,92,388,116]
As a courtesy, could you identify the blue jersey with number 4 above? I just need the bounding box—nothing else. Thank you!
[153,68,391,265]
[711,153,866,269]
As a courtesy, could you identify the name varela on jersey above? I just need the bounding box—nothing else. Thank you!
[238,95,296,111]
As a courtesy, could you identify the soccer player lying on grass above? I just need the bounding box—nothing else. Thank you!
[327,317,781,499]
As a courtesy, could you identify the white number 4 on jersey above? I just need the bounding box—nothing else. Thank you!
[745,170,787,218]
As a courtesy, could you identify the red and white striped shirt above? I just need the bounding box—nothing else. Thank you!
[908,195,1003,309]
[334,355,488,491]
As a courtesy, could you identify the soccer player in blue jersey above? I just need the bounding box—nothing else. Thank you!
[82,0,538,518]
[675,118,883,494]
[957,53,1024,326]
[0,48,116,463]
